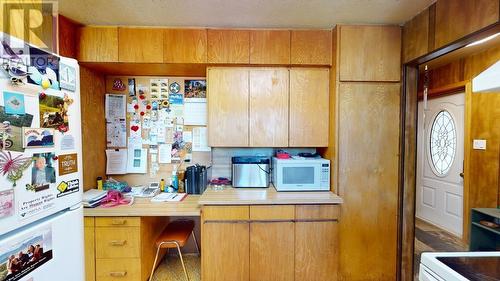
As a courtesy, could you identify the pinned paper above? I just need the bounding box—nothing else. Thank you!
[158,143,172,164]
[105,94,126,119]
[193,127,211,151]
[106,149,127,174]
[126,147,147,174]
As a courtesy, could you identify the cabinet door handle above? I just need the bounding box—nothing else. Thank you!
[111,219,126,225]
[109,240,127,246]
[109,271,127,277]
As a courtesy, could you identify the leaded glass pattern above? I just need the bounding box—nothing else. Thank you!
[429,110,456,176]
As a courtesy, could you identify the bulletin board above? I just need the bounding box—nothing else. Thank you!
[104,76,211,186]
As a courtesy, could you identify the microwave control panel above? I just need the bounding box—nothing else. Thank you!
[320,163,330,187]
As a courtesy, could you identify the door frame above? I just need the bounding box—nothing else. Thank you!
[398,22,500,281]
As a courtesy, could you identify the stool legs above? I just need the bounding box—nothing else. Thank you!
[175,241,190,281]
[192,231,200,255]
[149,245,162,281]
[149,241,190,281]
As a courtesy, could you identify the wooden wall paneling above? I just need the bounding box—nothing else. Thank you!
[118,27,163,63]
[82,62,207,77]
[202,222,250,281]
[290,30,332,65]
[434,0,499,49]
[289,68,329,147]
[80,66,106,190]
[469,92,500,208]
[76,27,118,62]
[338,82,400,281]
[207,68,249,146]
[403,8,430,63]
[295,221,338,281]
[58,15,80,58]
[249,68,289,146]
[339,25,402,82]
[249,222,294,281]
[462,82,473,243]
[163,28,207,63]
[207,29,250,64]
[249,30,291,64]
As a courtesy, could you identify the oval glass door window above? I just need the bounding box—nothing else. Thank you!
[429,110,457,176]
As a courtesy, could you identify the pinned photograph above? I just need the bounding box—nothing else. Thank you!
[3,92,25,115]
[29,153,56,192]
[39,94,69,131]
[27,46,60,90]
[0,107,33,152]
[0,226,53,281]
[184,80,206,99]
[22,128,54,148]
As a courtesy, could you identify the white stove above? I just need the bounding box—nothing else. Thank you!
[420,252,500,281]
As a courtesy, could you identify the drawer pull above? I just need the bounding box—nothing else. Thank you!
[109,271,127,277]
[111,219,127,225]
[109,240,127,246]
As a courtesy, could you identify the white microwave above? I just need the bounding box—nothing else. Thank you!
[272,157,330,191]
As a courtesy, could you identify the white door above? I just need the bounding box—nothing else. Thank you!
[416,93,464,237]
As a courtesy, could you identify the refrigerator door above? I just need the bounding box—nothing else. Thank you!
[0,206,84,281]
[0,49,83,236]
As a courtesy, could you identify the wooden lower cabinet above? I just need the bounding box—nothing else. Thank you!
[250,222,294,281]
[295,221,338,281]
[202,222,250,281]
[202,205,339,281]
[85,216,168,281]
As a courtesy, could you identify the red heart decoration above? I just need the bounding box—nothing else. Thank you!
[52,156,59,160]
[131,125,139,132]
[39,92,46,99]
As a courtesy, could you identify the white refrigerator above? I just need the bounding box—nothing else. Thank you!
[0,33,84,281]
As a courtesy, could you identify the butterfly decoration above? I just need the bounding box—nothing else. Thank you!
[0,151,32,187]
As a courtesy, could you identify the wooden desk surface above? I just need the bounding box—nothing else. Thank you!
[83,195,201,217]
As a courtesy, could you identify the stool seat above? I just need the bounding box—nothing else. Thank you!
[155,220,195,248]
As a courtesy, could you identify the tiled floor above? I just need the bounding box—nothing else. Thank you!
[151,254,201,281]
[413,218,468,280]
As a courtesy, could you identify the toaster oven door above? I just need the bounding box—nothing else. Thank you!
[232,164,270,187]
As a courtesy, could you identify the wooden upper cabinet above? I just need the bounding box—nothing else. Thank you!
[207,68,249,146]
[118,28,163,63]
[435,0,499,49]
[289,68,329,147]
[77,27,118,62]
[250,30,290,64]
[249,68,289,147]
[163,29,207,63]
[403,8,430,63]
[290,30,332,65]
[208,29,250,64]
[339,25,401,82]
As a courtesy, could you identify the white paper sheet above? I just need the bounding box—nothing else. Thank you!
[128,137,142,149]
[105,94,126,119]
[184,100,207,125]
[106,119,127,147]
[192,127,211,151]
[183,131,193,143]
[127,148,148,173]
[158,143,172,164]
[106,149,128,174]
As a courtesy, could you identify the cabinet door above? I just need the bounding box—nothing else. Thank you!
[339,25,401,82]
[202,222,249,281]
[77,27,118,62]
[290,30,332,65]
[249,68,289,147]
[250,222,294,281]
[295,221,338,281]
[435,0,499,49]
[289,68,329,147]
[208,30,250,64]
[84,218,95,281]
[250,30,290,64]
[163,29,207,63]
[207,68,249,146]
[118,28,163,63]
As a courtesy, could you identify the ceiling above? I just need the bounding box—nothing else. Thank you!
[58,0,434,28]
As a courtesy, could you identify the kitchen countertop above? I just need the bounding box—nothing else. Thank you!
[198,186,343,205]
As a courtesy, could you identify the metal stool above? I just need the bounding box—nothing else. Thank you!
[149,220,200,281]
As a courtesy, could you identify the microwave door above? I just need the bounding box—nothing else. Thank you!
[278,164,319,190]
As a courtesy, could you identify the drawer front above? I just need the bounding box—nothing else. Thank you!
[95,217,140,227]
[85,217,95,227]
[295,205,340,220]
[95,227,140,258]
[250,205,295,220]
[202,206,249,221]
[96,258,140,281]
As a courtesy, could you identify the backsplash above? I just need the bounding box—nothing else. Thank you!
[210,147,316,179]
